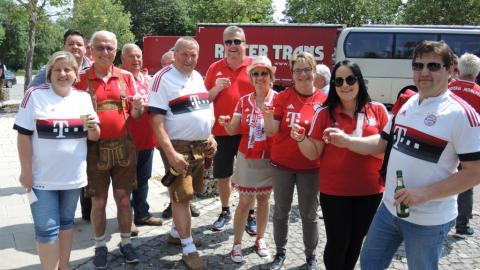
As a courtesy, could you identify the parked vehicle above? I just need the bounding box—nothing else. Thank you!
[4,70,16,88]
[143,23,343,91]
[144,24,480,106]
[336,25,480,105]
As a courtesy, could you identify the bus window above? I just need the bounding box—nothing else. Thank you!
[394,33,437,59]
[441,34,480,57]
[344,33,393,59]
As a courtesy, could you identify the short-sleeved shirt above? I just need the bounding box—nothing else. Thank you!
[13,85,97,190]
[309,102,388,195]
[270,87,327,171]
[233,90,277,159]
[205,57,254,136]
[76,66,137,140]
[448,79,480,112]
[126,73,157,150]
[148,65,213,141]
[381,90,480,226]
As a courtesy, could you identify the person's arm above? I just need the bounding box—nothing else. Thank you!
[150,113,188,174]
[17,134,33,191]
[263,108,280,136]
[208,77,231,102]
[394,159,480,207]
[290,123,325,160]
[86,115,100,141]
[218,115,240,135]
[325,128,388,155]
[130,94,144,120]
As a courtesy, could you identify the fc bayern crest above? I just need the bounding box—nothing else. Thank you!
[424,113,437,126]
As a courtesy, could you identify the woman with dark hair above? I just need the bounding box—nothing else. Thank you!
[292,60,388,270]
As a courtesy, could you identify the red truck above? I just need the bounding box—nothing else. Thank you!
[143,23,343,90]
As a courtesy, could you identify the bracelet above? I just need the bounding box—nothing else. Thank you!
[298,136,306,143]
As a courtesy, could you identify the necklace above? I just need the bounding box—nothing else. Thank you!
[295,88,317,106]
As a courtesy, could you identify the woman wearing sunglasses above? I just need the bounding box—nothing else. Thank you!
[264,52,327,270]
[217,56,277,263]
[292,59,388,270]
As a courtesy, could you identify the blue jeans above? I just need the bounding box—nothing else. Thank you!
[30,188,81,244]
[360,203,454,270]
[131,148,154,220]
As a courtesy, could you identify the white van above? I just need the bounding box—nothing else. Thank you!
[335,25,480,106]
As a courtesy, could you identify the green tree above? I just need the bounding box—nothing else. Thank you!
[121,0,195,47]
[67,0,134,47]
[14,0,70,90]
[284,0,402,26]
[400,0,480,25]
[187,0,274,23]
[0,0,28,70]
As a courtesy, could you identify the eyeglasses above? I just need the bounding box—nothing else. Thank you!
[251,71,269,77]
[224,39,243,46]
[334,75,357,87]
[292,67,313,75]
[93,45,116,52]
[412,62,446,72]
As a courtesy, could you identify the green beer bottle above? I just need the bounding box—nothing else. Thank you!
[395,170,409,218]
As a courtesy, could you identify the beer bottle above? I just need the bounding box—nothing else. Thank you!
[395,170,409,218]
[161,167,180,187]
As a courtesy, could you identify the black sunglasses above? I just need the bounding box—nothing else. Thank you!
[334,75,357,87]
[224,39,243,46]
[412,62,446,72]
[251,71,269,77]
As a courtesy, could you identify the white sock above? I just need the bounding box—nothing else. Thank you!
[181,236,196,255]
[120,233,131,246]
[170,225,180,238]
[94,234,106,248]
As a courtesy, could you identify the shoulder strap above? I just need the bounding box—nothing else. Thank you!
[86,68,97,112]
[379,115,396,185]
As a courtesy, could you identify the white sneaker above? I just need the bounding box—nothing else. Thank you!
[255,237,269,257]
[230,244,244,263]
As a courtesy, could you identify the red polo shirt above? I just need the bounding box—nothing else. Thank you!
[76,66,136,140]
[270,87,326,171]
[205,57,255,136]
[126,73,158,150]
[309,102,388,196]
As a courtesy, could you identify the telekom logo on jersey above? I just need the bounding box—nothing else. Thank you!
[286,112,301,127]
[393,125,408,149]
[190,95,201,109]
[52,120,70,138]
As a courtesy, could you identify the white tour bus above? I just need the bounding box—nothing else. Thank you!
[335,25,480,106]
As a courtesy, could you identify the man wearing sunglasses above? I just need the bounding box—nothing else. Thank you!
[76,30,144,269]
[205,26,257,233]
[325,40,480,269]
[448,52,480,236]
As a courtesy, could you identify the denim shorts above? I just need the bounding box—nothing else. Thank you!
[30,188,81,244]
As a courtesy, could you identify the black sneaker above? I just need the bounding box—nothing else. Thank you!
[245,215,257,236]
[93,246,108,269]
[456,226,474,235]
[306,256,318,270]
[270,253,286,270]
[119,243,139,263]
[211,211,232,231]
[162,203,172,219]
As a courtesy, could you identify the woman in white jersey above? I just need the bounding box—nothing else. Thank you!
[14,51,100,270]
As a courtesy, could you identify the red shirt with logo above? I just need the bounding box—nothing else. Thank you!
[233,90,277,159]
[309,102,388,195]
[76,66,137,140]
[205,57,254,136]
[448,79,480,112]
[271,87,326,170]
[126,73,158,150]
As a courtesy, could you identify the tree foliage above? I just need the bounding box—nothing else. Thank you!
[284,0,402,26]
[67,0,134,47]
[187,0,274,24]
[400,0,480,25]
[120,0,195,47]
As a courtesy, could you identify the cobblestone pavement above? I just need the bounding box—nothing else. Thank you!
[1,92,480,269]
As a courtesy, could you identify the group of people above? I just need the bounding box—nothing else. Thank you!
[14,24,480,270]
